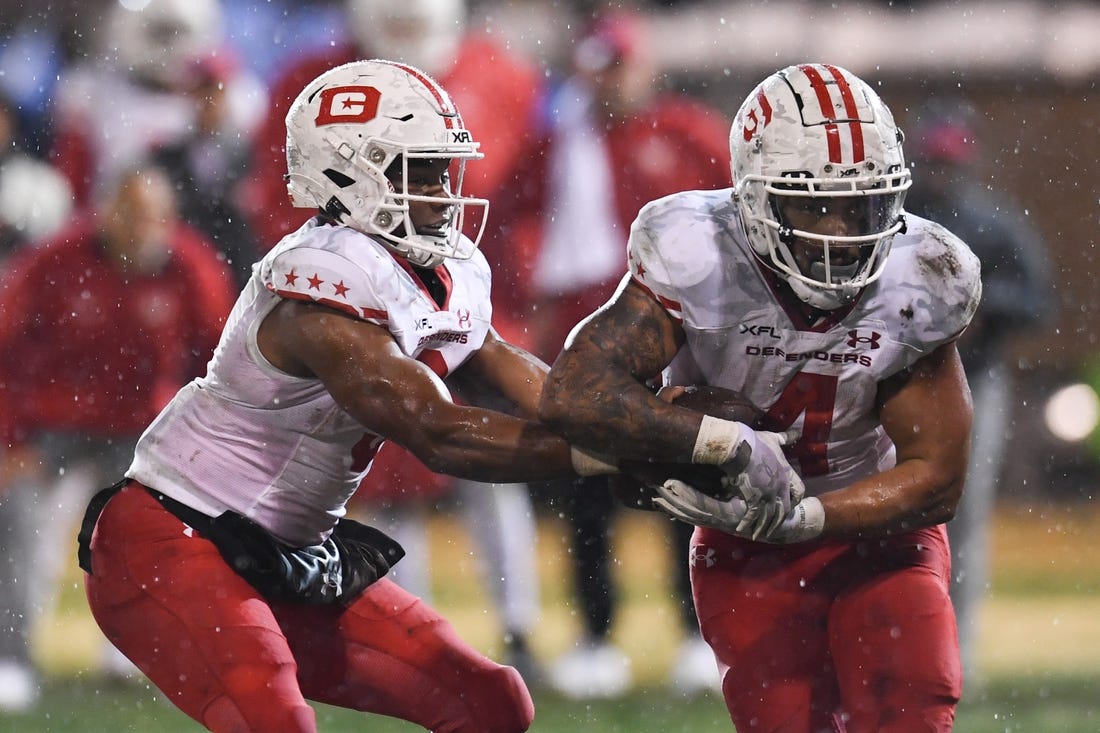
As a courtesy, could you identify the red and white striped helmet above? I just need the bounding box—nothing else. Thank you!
[285,59,487,267]
[730,63,911,309]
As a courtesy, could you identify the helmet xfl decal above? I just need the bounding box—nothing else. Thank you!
[846,330,882,349]
[314,86,382,126]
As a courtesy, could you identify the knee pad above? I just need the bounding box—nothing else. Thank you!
[461,664,534,733]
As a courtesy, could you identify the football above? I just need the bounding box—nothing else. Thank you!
[612,385,764,511]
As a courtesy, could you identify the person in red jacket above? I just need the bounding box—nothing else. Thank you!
[0,162,236,707]
[488,9,734,698]
[240,0,548,680]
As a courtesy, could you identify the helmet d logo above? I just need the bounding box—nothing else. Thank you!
[315,86,382,126]
[741,91,773,142]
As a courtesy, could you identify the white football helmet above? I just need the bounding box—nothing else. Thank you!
[730,63,911,310]
[285,59,487,268]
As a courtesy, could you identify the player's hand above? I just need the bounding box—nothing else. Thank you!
[651,478,748,530]
[724,427,806,539]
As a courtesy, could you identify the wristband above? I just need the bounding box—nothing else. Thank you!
[692,415,743,465]
[780,496,825,543]
[570,446,620,476]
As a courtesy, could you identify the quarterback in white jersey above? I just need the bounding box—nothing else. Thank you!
[80,60,611,733]
[127,216,496,547]
[541,64,980,732]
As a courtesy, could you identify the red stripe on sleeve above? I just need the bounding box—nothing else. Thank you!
[272,287,388,322]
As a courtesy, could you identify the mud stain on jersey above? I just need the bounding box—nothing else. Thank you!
[917,227,963,280]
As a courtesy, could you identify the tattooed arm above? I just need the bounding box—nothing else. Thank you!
[539,278,704,463]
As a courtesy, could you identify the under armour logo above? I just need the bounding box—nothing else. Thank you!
[690,546,716,569]
[846,330,882,349]
[456,309,471,328]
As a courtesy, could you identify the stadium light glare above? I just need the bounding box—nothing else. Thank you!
[1043,383,1100,443]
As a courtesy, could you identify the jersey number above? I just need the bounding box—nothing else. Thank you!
[764,372,837,477]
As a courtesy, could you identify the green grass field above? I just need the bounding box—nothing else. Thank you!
[6,501,1100,731]
[10,672,1100,732]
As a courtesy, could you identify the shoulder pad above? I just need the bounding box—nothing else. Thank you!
[264,229,393,325]
[887,216,983,346]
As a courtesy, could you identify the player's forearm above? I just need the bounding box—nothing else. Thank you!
[539,278,693,460]
[539,361,700,464]
[816,460,964,539]
[406,406,581,483]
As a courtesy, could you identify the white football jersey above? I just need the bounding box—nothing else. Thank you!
[627,189,981,496]
[128,219,493,546]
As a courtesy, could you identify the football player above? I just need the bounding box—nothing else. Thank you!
[539,63,980,732]
[79,60,615,733]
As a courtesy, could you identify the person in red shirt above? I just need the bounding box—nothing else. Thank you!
[0,162,236,706]
[489,10,733,698]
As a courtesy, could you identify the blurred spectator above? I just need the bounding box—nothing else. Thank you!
[242,0,548,680]
[905,97,1053,688]
[0,89,73,258]
[153,54,263,287]
[492,9,732,698]
[0,86,73,714]
[219,0,347,79]
[0,163,237,710]
[0,19,66,154]
[48,0,266,207]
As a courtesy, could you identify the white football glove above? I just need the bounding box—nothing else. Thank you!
[693,417,806,539]
[651,479,748,532]
[652,480,825,544]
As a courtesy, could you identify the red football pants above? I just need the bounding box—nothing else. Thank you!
[84,483,534,733]
[690,525,961,733]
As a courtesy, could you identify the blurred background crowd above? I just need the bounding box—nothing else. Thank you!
[0,0,1097,717]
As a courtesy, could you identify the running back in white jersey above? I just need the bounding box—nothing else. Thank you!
[627,189,981,496]
[128,218,493,546]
